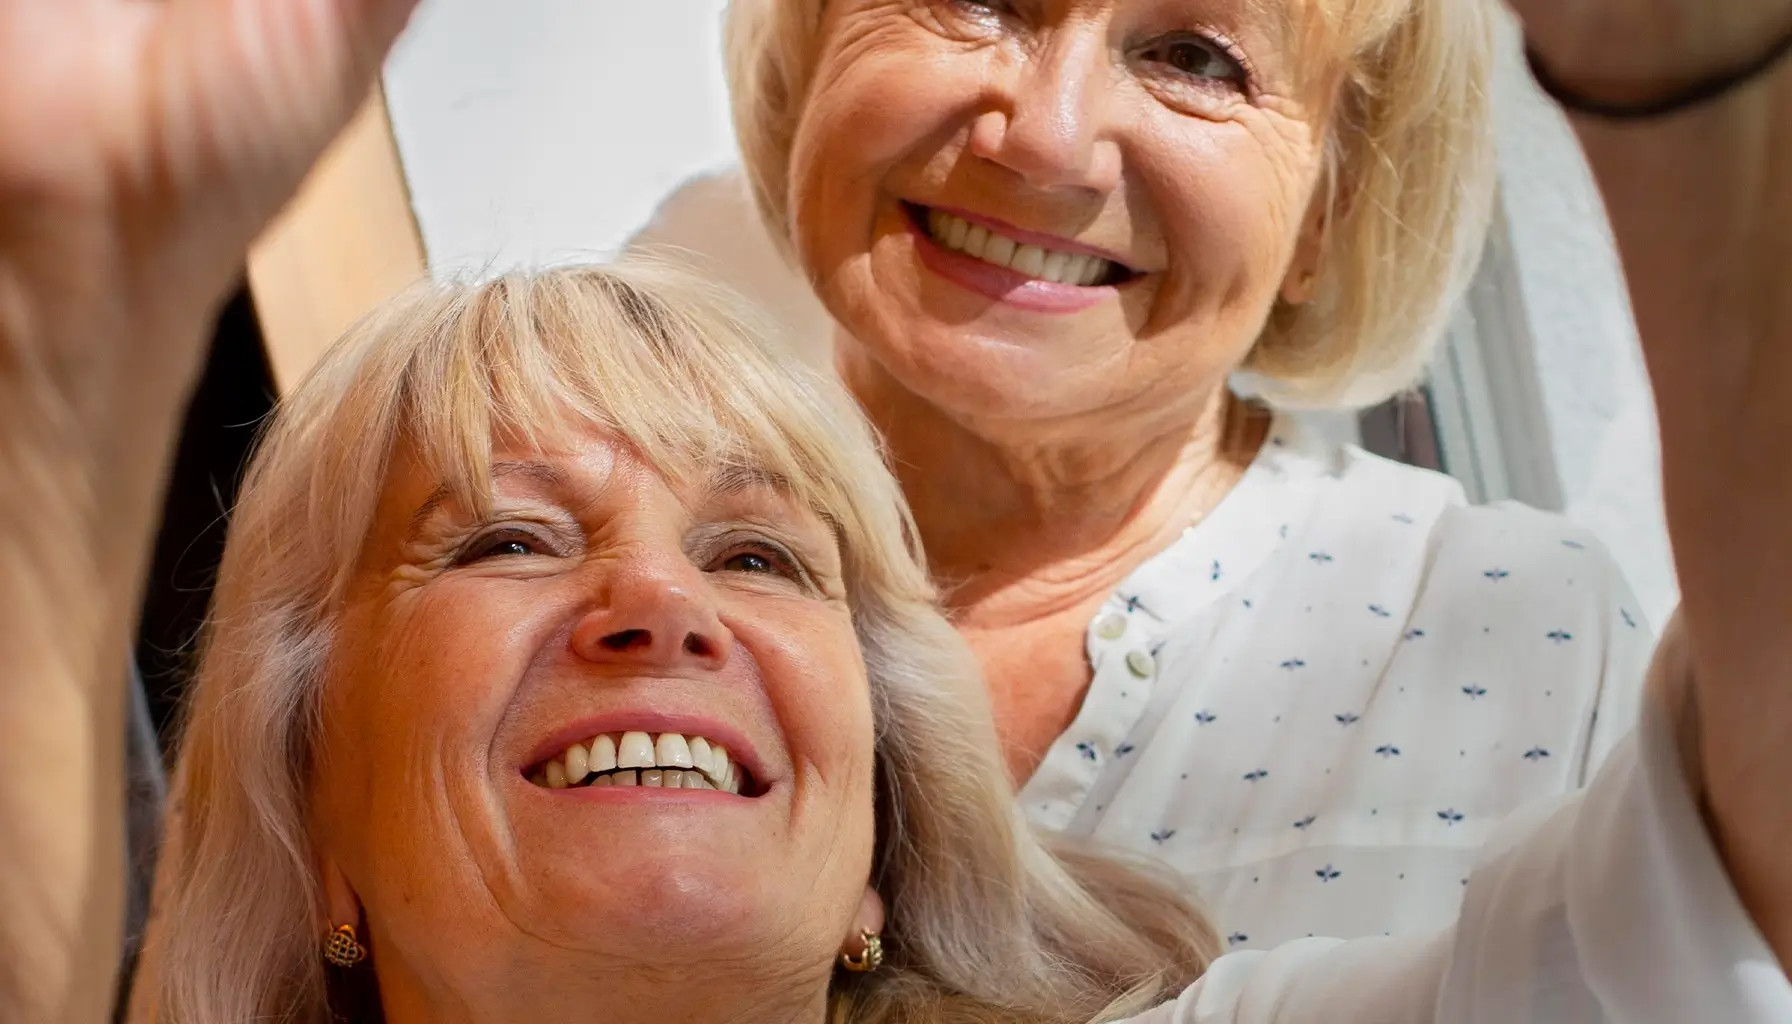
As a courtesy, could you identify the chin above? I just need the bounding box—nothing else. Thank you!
[513,834,799,955]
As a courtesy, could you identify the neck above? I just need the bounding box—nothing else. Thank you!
[375,956,831,1024]
[841,345,1267,629]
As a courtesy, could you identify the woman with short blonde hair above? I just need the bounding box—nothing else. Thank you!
[617,0,1657,949]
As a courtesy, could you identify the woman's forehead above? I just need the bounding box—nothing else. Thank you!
[378,429,835,535]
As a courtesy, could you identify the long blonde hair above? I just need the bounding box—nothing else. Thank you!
[148,262,1217,1023]
[724,0,1497,410]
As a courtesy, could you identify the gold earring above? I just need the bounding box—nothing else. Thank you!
[322,923,367,967]
[838,930,884,973]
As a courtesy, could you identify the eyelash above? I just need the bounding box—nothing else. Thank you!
[1135,31,1253,91]
[708,537,811,585]
[452,526,556,566]
[942,2,1252,93]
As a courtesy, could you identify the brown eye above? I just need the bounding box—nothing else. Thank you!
[454,529,549,565]
[709,539,809,585]
[1139,34,1246,85]
[724,552,777,574]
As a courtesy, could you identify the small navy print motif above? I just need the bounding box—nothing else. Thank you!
[1375,744,1402,758]
[1437,808,1466,826]
[1316,865,1342,883]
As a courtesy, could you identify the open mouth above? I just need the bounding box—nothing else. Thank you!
[527,731,758,796]
[903,202,1137,288]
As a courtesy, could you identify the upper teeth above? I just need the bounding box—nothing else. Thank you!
[925,208,1115,287]
[530,731,745,794]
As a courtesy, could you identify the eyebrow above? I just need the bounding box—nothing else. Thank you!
[702,464,844,537]
[406,460,570,541]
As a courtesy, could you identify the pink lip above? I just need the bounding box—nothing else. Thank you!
[905,209,1120,315]
[520,709,770,790]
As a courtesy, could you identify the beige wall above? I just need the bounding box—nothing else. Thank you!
[247,88,425,394]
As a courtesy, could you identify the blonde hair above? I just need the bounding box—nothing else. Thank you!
[149,262,1217,1023]
[724,0,1497,409]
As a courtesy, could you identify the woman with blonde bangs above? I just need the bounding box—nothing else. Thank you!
[141,261,1218,1024]
[8,0,1792,1022]
[619,0,1657,948]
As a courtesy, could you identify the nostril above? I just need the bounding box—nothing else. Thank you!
[683,632,714,658]
[600,628,652,653]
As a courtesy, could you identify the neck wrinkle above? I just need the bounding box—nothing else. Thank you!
[842,342,1268,626]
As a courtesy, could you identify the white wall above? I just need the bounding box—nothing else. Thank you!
[384,0,738,275]
[1450,15,1679,628]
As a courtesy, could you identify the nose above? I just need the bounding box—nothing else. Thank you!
[569,554,732,672]
[969,32,1120,193]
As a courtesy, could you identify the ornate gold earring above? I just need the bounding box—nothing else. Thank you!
[322,923,367,968]
[838,930,884,973]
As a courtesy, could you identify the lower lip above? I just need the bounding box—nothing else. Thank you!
[906,211,1118,315]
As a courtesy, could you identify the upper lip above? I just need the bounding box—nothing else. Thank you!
[914,201,1138,271]
[519,709,772,789]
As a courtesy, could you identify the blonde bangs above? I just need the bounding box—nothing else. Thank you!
[278,259,922,611]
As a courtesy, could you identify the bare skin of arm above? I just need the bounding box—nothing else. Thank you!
[0,2,416,1020]
[1511,0,1792,969]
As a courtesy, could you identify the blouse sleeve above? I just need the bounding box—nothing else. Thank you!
[1576,526,1656,780]
[1124,616,1791,1024]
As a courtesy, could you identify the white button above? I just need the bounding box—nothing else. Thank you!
[1125,649,1155,678]
[1095,613,1128,640]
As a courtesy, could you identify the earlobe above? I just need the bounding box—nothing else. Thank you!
[838,886,888,972]
[319,854,362,934]
[1279,186,1333,306]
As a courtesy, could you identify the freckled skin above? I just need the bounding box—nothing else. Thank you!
[308,431,878,1022]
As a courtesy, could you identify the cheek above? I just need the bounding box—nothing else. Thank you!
[1144,120,1323,316]
[314,584,552,892]
[789,38,989,272]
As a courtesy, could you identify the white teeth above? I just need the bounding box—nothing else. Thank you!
[923,208,1119,286]
[655,733,693,769]
[617,731,656,769]
[1011,243,1046,277]
[589,734,617,773]
[985,233,1017,267]
[531,731,748,794]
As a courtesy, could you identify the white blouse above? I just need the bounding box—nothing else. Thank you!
[1121,619,1792,1022]
[1021,415,1656,949]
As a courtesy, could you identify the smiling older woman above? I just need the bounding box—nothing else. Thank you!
[628,0,1659,948]
[143,263,1215,1023]
[8,0,1792,1016]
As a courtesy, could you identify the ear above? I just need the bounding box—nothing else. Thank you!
[1278,183,1332,306]
[842,885,886,952]
[320,853,362,932]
